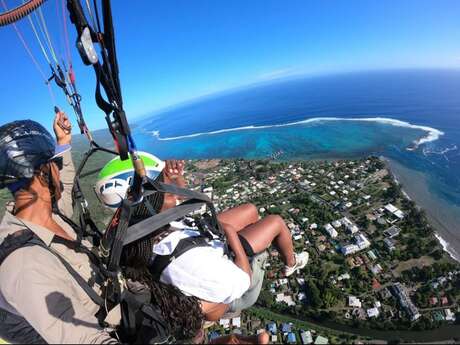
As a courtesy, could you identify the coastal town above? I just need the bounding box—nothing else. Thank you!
[185,157,460,344]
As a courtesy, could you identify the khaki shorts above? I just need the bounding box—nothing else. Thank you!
[224,250,268,318]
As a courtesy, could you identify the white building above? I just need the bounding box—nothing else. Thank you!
[341,244,360,255]
[348,296,362,308]
[445,309,456,322]
[354,233,371,250]
[338,273,351,281]
[324,224,338,238]
[219,318,230,329]
[367,307,380,318]
[232,317,241,328]
[332,220,342,228]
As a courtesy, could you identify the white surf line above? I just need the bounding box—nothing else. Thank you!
[434,233,460,263]
[151,117,444,145]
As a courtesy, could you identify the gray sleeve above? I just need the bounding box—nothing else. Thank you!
[57,150,76,219]
[0,247,119,344]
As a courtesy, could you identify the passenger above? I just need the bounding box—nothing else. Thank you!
[98,154,308,341]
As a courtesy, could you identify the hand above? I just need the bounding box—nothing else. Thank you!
[53,111,72,145]
[164,160,185,179]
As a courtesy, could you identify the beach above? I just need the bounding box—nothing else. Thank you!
[386,158,460,262]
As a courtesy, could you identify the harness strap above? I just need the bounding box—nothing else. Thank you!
[149,180,226,239]
[107,198,132,271]
[0,229,104,307]
[122,199,207,246]
[150,235,210,281]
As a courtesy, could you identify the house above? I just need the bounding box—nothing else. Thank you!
[270,335,278,343]
[208,331,221,341]
[384,225,401,238]
[384,238,396,252]
[354,233,371,250]
[371,264,383,275]
[367,250,378,260]
[310,223,318,230]
[348,296,362,308]
[337,273,351,281]
[367,307,380,318]
[384,203,398,213]
[281,323,292,333]
[286,332,297,344]
[324,223,338,238]
[441,296,449,306]
[314,335,329,344]
[332,220,342,228]
[348,224,359,234]
[298,292,307,302]
[267,322,277,335]
[384,203,405,219]
[342,244,359,255]
[391,283,421,321]
[294,234,302,241]
[219,319,230,329]
[445,309,456,322]
[429,297,438,306]
[300,330,313,344]
[232,317,241,328]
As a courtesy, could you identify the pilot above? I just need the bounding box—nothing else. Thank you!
[0,113,122,343]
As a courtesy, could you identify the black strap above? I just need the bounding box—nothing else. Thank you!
[150,236,210,280]
[149,180,226,239]
[0,230,104,307]
[122,199,207,246]
[107,198,132,271]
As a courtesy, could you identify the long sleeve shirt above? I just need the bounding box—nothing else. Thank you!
[0,150,118,344]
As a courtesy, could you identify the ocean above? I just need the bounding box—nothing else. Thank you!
[133,69,460,260]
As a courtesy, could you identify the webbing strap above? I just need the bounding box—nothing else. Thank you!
[150,235,210,280]
[149,181,225,238]
[37,238,105,306]
[0,230,104,307]
[122,199,206,246]
[107,198,132,271]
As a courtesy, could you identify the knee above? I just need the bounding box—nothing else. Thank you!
[242,203,259,219]
[266,214,284,226]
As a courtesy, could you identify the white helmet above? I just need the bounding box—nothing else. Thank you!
[95,151,165,209]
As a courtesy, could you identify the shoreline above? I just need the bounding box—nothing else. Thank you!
[383,157,460,263]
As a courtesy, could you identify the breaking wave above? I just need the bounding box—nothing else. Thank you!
[150,117,444,147]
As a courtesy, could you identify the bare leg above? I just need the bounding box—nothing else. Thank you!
[218,203,259,232]
[238,215,296,267]
[210,330,270,344]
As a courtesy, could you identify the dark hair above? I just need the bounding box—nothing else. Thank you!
[122,234,204,340]
[122,179,203,340]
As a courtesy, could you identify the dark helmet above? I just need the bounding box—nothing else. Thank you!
[0,120,57,189]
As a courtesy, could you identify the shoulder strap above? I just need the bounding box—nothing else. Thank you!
[150,235,210,280]
[122,199,208,247]
[0,229,104,307]
[0,230,34,266]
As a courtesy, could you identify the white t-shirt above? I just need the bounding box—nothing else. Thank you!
[152,223,250,304]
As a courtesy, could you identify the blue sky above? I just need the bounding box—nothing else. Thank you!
[1,0,460,132]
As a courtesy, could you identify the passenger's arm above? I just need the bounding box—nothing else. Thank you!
[161,160,186,211]
[0,247,118,344]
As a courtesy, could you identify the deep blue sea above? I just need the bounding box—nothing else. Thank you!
[133,69,460,255]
